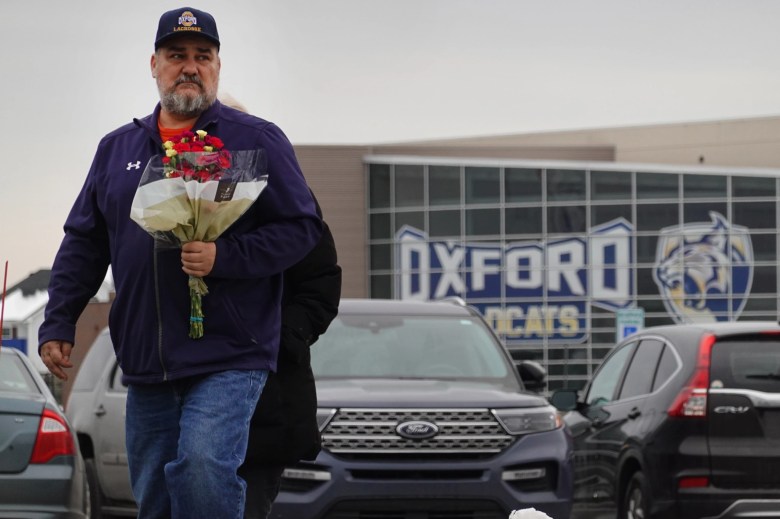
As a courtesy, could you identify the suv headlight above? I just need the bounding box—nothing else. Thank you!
[492,407,560,435]
[316,408,337,432]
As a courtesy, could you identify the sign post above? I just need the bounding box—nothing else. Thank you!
[616,307,644,342]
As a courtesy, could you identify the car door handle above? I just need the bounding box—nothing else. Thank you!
[94,404,107,417]
[628,407,641,419]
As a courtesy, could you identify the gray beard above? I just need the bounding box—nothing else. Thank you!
[159,91,213,118]
[157,77,218,118]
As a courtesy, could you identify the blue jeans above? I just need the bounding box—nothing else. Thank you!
[126,370,267,519]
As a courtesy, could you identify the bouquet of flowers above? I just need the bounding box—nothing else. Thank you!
[130,130,268,338]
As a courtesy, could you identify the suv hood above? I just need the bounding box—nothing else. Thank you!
[316,378,548,408]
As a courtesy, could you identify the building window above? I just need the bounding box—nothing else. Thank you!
[465,167,500,205]
[748,233,776,261]
[394,164,424,208]
[429,165,461,206]
[636,172,679,200]
[684,202,727,223]
[429,209,461,237]
[370,275,392,299]
[732,176,776,198]
[547,169,586,201]
[370,244,392,270]
[591,170,631,201]
[683,174,727,198]
[370,213,392,240]
[368,163,391,209]
[395,211,425,233]
[506,168,542,202]
[733,201,776,230]
[591,204,632,226]
[547,205,586,233]
[466,208,500,236]
[505,207,543,235]
[636,203,678,231]
[636,236,659,264]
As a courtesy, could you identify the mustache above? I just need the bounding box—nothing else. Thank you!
[174,74,203,88]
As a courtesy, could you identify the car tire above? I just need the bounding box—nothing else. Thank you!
[621,471,651,519]
[85,458,104,519]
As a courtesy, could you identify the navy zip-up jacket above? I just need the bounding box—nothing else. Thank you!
[39,101,322,384]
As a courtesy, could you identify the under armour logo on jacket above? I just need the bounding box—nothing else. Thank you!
[127,161,141,170]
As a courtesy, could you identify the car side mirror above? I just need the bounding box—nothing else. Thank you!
[517,360,546,391]
[550,388,579,411]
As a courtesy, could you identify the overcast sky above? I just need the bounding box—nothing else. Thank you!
[2,0,780,287]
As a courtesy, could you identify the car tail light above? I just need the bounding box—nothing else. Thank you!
[29,408,76,464]
[667,333,716,418]
[678,476,710,489]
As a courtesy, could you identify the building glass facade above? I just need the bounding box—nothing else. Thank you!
[366,156,779,391]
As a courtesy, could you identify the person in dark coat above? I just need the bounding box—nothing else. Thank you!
[239,196,342,519]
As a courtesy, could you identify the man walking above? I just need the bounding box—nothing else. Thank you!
[38,7,321,518]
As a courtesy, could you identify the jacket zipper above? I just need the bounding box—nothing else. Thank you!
[135,114,169,381]
[153,240,168,381]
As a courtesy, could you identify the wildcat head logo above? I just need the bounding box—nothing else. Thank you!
[653,212,753,324]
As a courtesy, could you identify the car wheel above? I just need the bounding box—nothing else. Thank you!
[621,471,651,519]
[85,459,104,519]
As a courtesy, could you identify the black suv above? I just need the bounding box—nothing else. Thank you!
[551,321,780,519]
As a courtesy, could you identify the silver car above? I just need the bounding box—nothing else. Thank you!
[0,346,89,518]
[65,329,135,518]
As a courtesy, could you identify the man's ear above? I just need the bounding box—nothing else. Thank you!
[150,54,157,78]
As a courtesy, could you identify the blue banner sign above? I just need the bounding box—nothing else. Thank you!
[396,218,634,343]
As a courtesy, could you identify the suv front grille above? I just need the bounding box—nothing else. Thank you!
[321,408,514,456]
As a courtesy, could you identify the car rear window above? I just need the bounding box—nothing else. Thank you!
[0,352,39,394]
[710,336,780,392]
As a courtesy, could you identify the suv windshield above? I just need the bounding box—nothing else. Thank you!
[311,314,512,380]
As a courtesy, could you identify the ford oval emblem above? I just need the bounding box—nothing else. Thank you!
[396,420,439,440]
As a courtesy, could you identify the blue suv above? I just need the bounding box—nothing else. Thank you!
[272,299,573,519]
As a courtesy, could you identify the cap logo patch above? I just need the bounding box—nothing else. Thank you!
[173,11,202,34]
[178,11,197,27]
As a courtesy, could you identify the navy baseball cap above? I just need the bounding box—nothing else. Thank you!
[155,7,220,50]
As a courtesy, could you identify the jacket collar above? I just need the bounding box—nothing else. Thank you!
[133,100,224,144]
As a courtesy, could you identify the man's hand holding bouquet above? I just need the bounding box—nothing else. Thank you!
[130,130,267,338]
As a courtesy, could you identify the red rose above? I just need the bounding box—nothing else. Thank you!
[218,150,232,169]
[207,136,224,149]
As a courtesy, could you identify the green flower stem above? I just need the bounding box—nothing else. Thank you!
[188,276,209,339]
